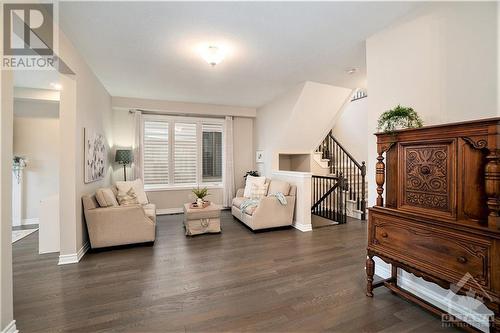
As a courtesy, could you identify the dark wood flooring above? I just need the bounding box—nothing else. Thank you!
[13,212,459,332]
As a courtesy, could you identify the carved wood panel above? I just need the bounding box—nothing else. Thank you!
[458,138,489,223]
[399,140,456,218]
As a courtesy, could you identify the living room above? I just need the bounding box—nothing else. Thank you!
[1,1,499,332]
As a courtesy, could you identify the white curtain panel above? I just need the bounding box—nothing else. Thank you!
[133,110,143,180]
[223,116,235,207]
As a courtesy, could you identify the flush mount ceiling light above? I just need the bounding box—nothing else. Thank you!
[200,45,226,66]
[50,82,62,90]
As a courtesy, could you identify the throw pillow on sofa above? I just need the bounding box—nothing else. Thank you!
[116,179,148,205]
[117,187,139,206]
[268,180,290,196]
[243,175,266,198]
[95,188,119,207]
[250,183,268,200]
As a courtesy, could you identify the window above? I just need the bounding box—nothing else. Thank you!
[202,124,223,183]
[142,116,224,189]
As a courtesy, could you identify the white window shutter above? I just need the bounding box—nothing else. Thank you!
[174,122,197,184]
[143,120,169,187]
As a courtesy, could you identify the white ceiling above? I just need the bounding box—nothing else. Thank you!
[52,2,421,107]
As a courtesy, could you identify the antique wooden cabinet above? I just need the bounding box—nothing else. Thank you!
[366,118,500,332]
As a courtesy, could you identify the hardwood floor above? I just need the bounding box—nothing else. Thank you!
[13,212,458,332]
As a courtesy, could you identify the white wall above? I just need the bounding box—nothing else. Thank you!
[366,1,498,207]
[58,30,113,258]
[331,97,368,163]
[0,4,15,329]
[111,108,254,210]
[0,68,14,333]
[14,87,59,103]
[256,81,352,177]
[112,96,256,117]
[13,100,59,221]
[366,3,498,331]
[233,117,255,189]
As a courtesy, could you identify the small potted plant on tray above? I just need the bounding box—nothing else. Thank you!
[192,186,209,208]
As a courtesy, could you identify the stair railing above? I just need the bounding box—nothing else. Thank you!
[311,174,347,224]
[317,131,366,220]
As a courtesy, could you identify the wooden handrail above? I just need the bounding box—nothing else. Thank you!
[328,132,364,170]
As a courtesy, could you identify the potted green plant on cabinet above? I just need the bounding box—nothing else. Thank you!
[377,105,423,133]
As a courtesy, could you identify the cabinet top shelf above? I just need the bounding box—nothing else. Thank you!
[375,117,500,145]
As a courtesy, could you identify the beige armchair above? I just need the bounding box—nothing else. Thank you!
[231,180,296,230]
[82,194,156,249]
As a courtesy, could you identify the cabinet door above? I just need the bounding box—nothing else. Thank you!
[398,139,456,220]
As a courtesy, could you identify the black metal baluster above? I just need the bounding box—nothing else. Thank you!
[329,178,333,220]
[361,162,366,220]
[349,159,352,200]
[321,178,324,218]
[313,177,316,216]
[356,169,360,210]
[327,136,331,174]
[344,179,347,223]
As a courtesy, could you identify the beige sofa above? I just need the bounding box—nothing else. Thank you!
[231,180,296,230]
[82,191,156,249]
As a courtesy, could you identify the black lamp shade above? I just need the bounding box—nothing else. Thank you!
[115,149,133,164]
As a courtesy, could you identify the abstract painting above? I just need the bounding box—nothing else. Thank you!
[84,128,106,183]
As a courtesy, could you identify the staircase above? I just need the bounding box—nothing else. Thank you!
[312,131,367,221]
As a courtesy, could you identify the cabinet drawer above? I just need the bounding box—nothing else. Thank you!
[369,216,491,288]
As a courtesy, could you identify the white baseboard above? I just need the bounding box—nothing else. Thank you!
[22,218,39,225]
[58,241,90,265]
[375,260,490,332]
[156,208,183,215]
[1,320,18,333]
[293,222,312,232]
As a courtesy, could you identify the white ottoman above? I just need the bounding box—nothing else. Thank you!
[183,203,222,236]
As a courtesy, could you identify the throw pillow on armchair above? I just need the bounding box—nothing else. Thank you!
[116,179,149,205]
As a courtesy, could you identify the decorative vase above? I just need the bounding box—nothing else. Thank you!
[197,198,203,206]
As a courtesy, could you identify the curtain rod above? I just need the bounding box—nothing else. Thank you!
[129,108,226,119]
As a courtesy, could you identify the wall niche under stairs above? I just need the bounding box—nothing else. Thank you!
[278,153,311,172]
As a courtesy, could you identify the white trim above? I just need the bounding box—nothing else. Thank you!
[142,113,225,124]
[1,320,18,333]
[374,260,490,332]
[293,222,312,232]
[145,184,223,192]
[271,170,312,179]
[156,208,183,215]
[22,218,39,225]
[58,241,90,265]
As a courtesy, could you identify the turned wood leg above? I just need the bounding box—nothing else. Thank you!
[366,255,375,297]
[491,313,500,333]
[391,265,398,285]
